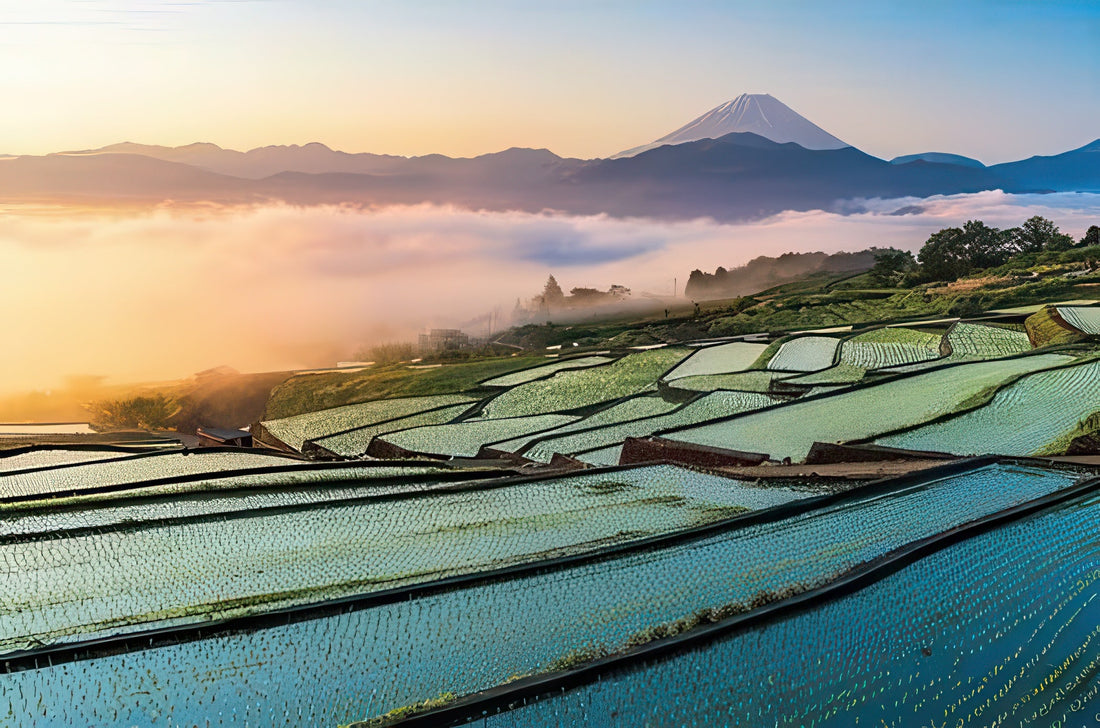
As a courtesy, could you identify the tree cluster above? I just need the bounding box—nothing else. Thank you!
[916,216,1090,282]
[530,276,630,310]
[685,250,879,299]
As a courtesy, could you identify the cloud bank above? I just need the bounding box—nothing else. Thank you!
[1,191,1097,393]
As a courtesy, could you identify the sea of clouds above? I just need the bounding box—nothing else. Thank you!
[1,191,1097,392]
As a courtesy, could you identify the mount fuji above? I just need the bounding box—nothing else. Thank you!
[613,93,850,158]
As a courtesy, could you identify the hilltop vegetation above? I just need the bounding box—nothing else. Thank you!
[263,356,539,420]
[685,250,880,300]
[255,217,1099,422]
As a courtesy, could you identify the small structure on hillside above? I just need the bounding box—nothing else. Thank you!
[418,328,470,353]
[196,426,253,448]
[608,284,631,298]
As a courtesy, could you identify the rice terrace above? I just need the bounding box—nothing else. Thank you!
[2,1,1099,727]
[4,255,1100,726]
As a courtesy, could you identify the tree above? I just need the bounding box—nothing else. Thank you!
[960,220,1013,269]
[1079,225,1100,248]
[868,248,917,286]
[684,269,708,298]
[917,220,1012,281]
[1009,216,1072,252]
[542,275,565,308]
[1047,231,1074,251]
[917,227,969,281]
[1009,216,1055,253]
[568,287,608,305]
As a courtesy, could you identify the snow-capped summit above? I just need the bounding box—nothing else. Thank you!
[613,93,850,158]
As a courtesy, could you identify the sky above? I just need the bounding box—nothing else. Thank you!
[0,0,1097,163]
[0,0,1098,398]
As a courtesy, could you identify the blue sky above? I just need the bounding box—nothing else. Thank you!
[0,0,1096,161]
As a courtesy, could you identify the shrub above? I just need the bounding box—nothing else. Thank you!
[86,394,180,431]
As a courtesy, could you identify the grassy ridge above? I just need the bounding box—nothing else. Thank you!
[263,357,538,420]
[1024,306,1088,348]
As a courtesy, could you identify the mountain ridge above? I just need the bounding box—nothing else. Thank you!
[890,152,986,168]
[58,141,581,180]
[4,128,1097,221]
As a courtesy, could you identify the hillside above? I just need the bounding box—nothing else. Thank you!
[685,250,880,300]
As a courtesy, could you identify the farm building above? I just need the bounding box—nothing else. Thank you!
[418,328,470,353]
[195,426,253,448]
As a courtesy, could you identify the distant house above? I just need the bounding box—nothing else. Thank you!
[196,426,253,448]
[608,284,631,298]
[418,328,470,353]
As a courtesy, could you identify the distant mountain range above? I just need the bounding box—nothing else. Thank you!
[889,152,985,168]
[1,94,1097,221]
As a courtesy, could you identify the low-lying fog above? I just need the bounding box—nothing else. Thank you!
[1,191,1097,395]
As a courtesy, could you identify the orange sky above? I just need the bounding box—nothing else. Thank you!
[1,1,1096,163]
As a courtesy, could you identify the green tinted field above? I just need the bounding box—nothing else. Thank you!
[0,464,804,651]
[263,357,535,419]
[883,323,1033,375]
[523,390,781,463]
[945,322,1032,359]
[377,414,578,457]
[838,327,942,369]
[766,336,840,372]
[305,403,476,457]
[663,342,769,380]
[1,450,306,501]
[1056,306,1100,335]
[875,359,1100,456]
[481,356,615,387]
[665,370,790,393]
[490,395,682,454]
[479,348,690,419]
[260,395,475,451]
[575,445,626,466]
[664,353,1075,462]
[783,362,868,385]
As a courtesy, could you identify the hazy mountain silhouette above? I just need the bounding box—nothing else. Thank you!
[0,153,257,202]
[61,141,411,179]
[890,152,985,168]
[4,126,1098,220]
[989,139,1100,192]
[61,142,585,180]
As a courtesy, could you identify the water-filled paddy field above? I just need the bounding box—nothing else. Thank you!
[0,463,800,651]
[0,461,1090,727]
[663,353,1074,461]
[463,485,1100,728]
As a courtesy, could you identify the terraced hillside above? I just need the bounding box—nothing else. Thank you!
[662,353,1075,462]
[4,453,1094,728]
[875,358,1100,455]
[478,347,690,418]
[8,295,1100,728]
